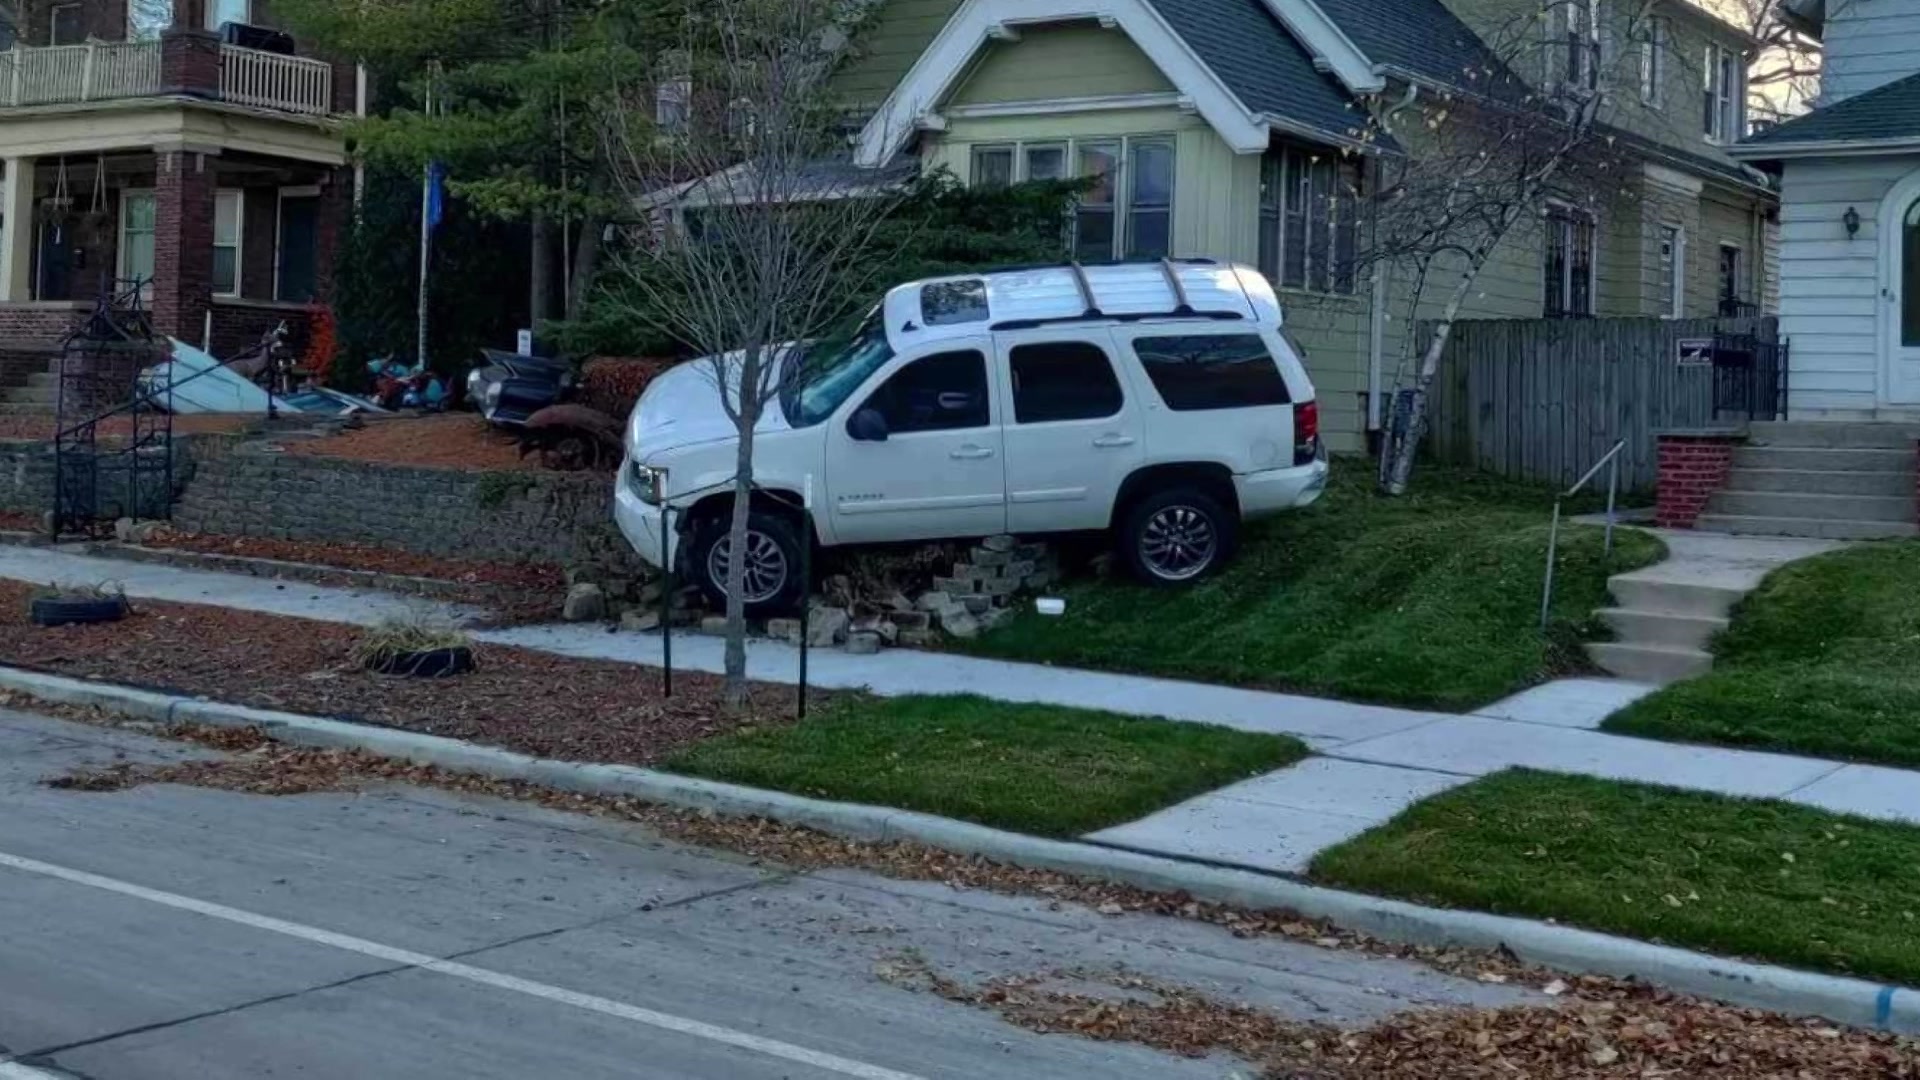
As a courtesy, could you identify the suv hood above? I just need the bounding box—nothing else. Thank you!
[629,350,795,458]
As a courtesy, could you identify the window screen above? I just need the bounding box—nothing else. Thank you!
[1010,341,1123,424]
[1132,334,1290,412]
[861,350,990,433]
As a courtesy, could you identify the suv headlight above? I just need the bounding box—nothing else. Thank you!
[483,381,504,415]
[629,461,668,504]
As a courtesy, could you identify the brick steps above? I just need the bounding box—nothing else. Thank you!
[1663,425,1918,540]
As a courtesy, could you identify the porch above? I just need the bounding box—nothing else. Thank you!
[0,150,346,354]
[0,38,336,116]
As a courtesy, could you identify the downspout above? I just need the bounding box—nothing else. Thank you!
[1368,82,1421,437]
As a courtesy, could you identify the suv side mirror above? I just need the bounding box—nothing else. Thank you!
[848,408,890,442]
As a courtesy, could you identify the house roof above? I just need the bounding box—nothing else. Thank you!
[1736,71,1920,155]
[1143,0,1371,146]
[1310,0,1507,89]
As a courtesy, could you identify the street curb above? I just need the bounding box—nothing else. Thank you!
[4,664,1916,1035]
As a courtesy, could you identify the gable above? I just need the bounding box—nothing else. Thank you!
[947,23,1175,106]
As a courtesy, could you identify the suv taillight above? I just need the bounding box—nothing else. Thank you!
[1293,401,1320,466]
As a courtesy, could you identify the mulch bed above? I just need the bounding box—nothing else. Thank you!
[141,529,566,594]
[0,510,42,533]
[0,579,799,767]
[282,413,541,473]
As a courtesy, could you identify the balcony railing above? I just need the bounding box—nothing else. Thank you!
[0,41,334,117]
[220,45,333,116]
[0,41,162,106]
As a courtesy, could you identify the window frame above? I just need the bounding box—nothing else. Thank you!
[206,0,251,31]
[274,184,322,303]
[1657,222,1685,319]
[1556,0,1602,91]
[1007,339,1126,425]
[1904,199,1920,349]
[117,188,157,299]
[211,189,244,299]
[1543,203,1597,319]
[127,0,172,42]
[1717,241,1745,313]
[1128,332,1294,413]
[1704,43,1743,142]
[1640,16,1666,106]
[48,2,84,46]
[970,144,1016,191]
[1257,145,1361,297]
[962,135,1176,263]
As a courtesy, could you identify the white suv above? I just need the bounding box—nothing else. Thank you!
[615,261,1330,614]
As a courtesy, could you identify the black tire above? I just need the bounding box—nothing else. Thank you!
[687,510,806,617]
[1117,488,1238,587]
[30,596,130,628]
[368,646,476,679]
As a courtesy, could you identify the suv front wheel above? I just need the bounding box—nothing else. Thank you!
[1118,488,1238,586]
[687,511,806,616]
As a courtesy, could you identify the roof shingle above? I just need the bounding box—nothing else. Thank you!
[1741,71,1920,148]
[1143,0,1370,146]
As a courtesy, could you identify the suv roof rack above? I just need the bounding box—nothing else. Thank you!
[989,310,1246,333]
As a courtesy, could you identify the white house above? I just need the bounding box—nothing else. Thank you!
[1730,0,1920,416]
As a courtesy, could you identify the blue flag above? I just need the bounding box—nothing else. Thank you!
[425,161,447,230]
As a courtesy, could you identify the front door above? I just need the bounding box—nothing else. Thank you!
[994,328,1144,534]
[1892,192,1920,404]
[825,344,1007,544]
[35,220,72,301]
[276,194,319,302]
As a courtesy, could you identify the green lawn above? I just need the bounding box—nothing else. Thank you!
[1606,543,1920,769]
[959,462,1665,711]
[664,694,1306,837]
[1312,770,1920,986]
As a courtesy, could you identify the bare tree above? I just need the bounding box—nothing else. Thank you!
[1727,0,1827,125]
[602,0,904,708]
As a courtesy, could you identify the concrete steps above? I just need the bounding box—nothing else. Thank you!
[1694,513,1920,540]
[1724,468,1914,497]
[1604,576,1745,619]
[1587,571,1730,685]
[1597,608,1728,650]
[1747,420,1920,449]
[1731,445,1913,472]
[1586,642,1714,684]
[1707,489,1914,523]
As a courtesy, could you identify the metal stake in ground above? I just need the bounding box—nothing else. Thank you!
[659,499,673,699]
[798,476,813,722]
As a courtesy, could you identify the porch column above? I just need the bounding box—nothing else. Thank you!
[0,156,36,303]
[152,148,217,345]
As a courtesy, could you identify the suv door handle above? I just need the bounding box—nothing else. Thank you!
[1093,434,1136,448]
[950,445,995,460]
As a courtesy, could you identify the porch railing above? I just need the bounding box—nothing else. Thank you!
[0,41,334,116]
[0,41,163,106]
[220,45,332,116]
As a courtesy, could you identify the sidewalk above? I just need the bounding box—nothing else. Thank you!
[6,545,1918,878]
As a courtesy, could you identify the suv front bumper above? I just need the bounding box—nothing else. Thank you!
[615,468,679,571]
[1236,458,1331,520]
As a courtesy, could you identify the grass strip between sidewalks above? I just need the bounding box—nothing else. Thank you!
[1312,769,1920,987]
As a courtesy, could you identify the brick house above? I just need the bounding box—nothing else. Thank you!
[0,0,354,358]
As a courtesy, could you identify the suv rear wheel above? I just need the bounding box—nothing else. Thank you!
[1118,488,1237,586]
[688,511,806,616]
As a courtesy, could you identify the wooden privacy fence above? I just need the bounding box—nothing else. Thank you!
[1423,316,1780,492]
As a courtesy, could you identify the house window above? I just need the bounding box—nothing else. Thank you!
[276,187,321,302]
[655,77,691,135]
[1639,17,1666,105]
[128,0,171,41]
[1257,146,1360,295]
[964,136,1175,262]
[971,145,1015,191]
[119,190,156,294]
[1904,200,1920,348]
[1717,242,1745,315]
[1704,44,1743,141]
[207,0,250,32]
[1657,224,1685,318]
[213,190,243,298]
[1556,0,1601,91]
[48,2,84,46]
[1544,205,1595,318]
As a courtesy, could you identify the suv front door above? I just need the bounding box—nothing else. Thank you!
[825,344,1007,544]
[994,329,1144,534]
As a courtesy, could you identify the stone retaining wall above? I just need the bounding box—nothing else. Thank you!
[171,444,639,569]
[0,436,206,520]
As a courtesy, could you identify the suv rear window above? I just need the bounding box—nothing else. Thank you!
[1131,334,1291,411]
[1010,341,1123,423]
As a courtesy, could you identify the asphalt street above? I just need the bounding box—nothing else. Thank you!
[0,706,1524,1078]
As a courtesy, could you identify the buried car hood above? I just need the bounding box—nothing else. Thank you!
[628,350,795,458]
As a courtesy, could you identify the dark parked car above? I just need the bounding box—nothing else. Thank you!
[467,350,575,426]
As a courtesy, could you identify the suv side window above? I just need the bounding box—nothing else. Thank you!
[860,349,991,433]
[1009,341,1124,424]
[1131,334,1291,411]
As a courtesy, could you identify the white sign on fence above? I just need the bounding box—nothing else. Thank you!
[1676,338,1714,367]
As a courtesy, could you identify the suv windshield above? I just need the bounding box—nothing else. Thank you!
[779,309,895,428]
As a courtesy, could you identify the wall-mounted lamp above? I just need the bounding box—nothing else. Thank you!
[1844,206,1862,238]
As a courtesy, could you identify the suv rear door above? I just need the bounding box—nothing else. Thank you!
[1110,327,1299,473]
[993,328,1144,534]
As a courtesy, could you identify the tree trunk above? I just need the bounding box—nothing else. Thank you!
[567,213,606,321]
[530,210,555,328]
[1381,275,1473,496]
[720,348,764,711]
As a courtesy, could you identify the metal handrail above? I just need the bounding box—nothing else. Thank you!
[1539,439,1626,633]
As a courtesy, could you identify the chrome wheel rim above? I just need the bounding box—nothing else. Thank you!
[1139,505,1218,581]
[708,530,789,604]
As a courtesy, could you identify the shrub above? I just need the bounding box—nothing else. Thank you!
[580,357,674,419]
